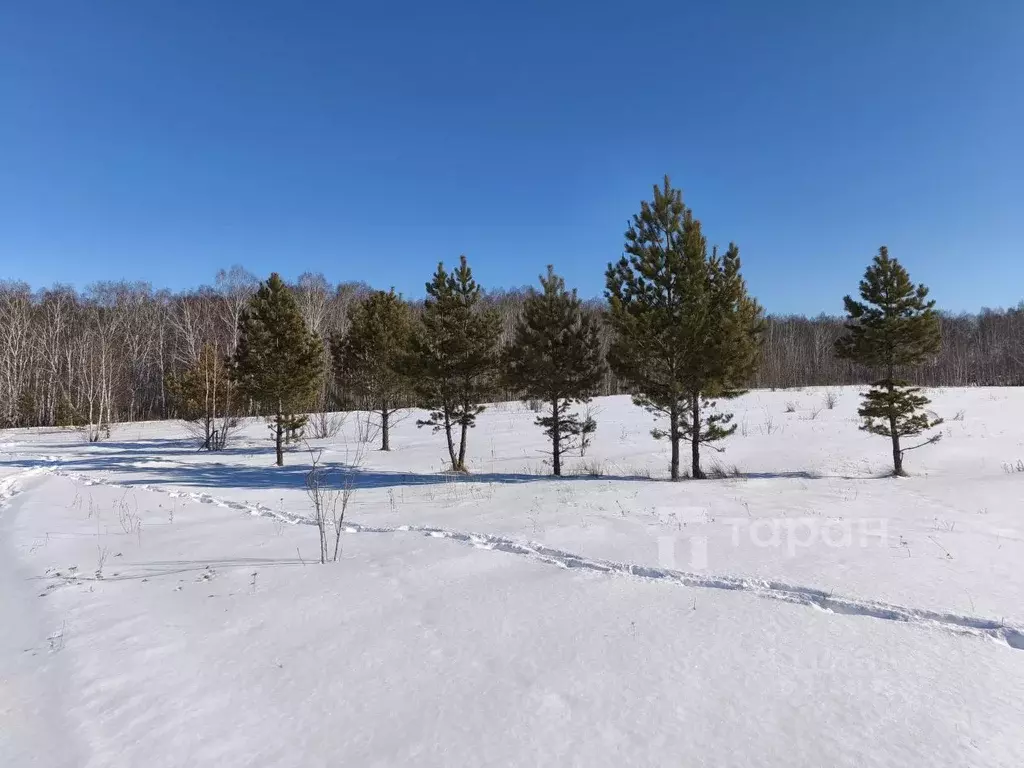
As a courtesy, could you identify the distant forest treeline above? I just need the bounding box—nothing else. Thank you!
[1,268,1022,429]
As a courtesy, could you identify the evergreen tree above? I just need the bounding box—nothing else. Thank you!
[332,289,413,451]
[505,266,606,476]
[166,341,234,450]
[230,274,323,466]
[835,247,942,476]
[411,256,501,471]
[605,176,763,480]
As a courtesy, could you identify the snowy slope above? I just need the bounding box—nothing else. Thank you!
[2,387,1023,766]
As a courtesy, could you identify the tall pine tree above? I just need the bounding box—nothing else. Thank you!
[410,256,501,472]
[835,247,942,476]
[606,176,763,480]
[505,266,606,476]
[230,274,323,466]
[332,289,413,451]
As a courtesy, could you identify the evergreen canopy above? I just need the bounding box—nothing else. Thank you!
[836,246,942,475]
[410,256,501,471]
[606,176,763,480]
[231,273,323,465]
[505,266,606,476]
[332,288,413,451]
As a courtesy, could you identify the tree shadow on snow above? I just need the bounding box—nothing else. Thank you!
[737,470,820,480]
[30,437,278,460]
[1,440,875,489]
[0,449,668,492]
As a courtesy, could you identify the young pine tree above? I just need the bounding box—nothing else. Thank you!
[230,274,324,466]
[606,176,763,480]
[410,256,501,472]
[835,247,942,476]
[332,289,413,451]
[505,266,606,476]
[166,341,235,450]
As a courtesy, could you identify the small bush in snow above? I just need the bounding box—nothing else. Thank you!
[574,460,605,477]
[354,412,381,445]
[308,410,346,439]
[305,443,363,564]
[579,404,601,456]
[708,460,741,480]
[824,390,839,410]
[79,422,112,443]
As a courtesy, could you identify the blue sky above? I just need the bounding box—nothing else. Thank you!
[1,1,1021,314]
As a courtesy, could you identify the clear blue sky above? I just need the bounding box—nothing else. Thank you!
[1,1,1021,315]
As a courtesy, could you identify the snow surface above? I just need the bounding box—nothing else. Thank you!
[2,387,1023,767]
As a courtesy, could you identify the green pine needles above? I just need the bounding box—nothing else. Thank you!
[505,266,607,476]
[230,274,323,466]
[410,255,501,472]
[229,188,946,485]
[331,289,413,452]
[605,176,763,480]
[836,247,942,476]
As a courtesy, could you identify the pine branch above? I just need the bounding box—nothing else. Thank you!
[902,433,943,453]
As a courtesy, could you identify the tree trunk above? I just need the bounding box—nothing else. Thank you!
[886,377,903,476]
[381,405,390,451]
[669,404,680,481]
[691,395,705,479]
[443,408,458,470]
[890,416,903,476]
[275,403,284,466]
[551,399,561,477]
[457,411,469,472]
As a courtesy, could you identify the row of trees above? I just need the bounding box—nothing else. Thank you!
[2,269,1020,435]
[0,176,994,475]
[229,261,608,474]
[224,177,943,478]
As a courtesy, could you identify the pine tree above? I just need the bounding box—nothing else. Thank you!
[835,247,942,476]
[505,266,606,476]
[166,341,235,450]
[332,289,413,451]
[230,274,324,466]
[606,176,763,480]
[410,256,501,472]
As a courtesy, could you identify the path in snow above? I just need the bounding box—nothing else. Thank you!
[6,460,1023,652]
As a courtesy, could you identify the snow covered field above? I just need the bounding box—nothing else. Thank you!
[2,386,1023,767]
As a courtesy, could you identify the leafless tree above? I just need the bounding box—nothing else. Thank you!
[305,443,363,563]
[0,282,34,426]
[215,265,259,354]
